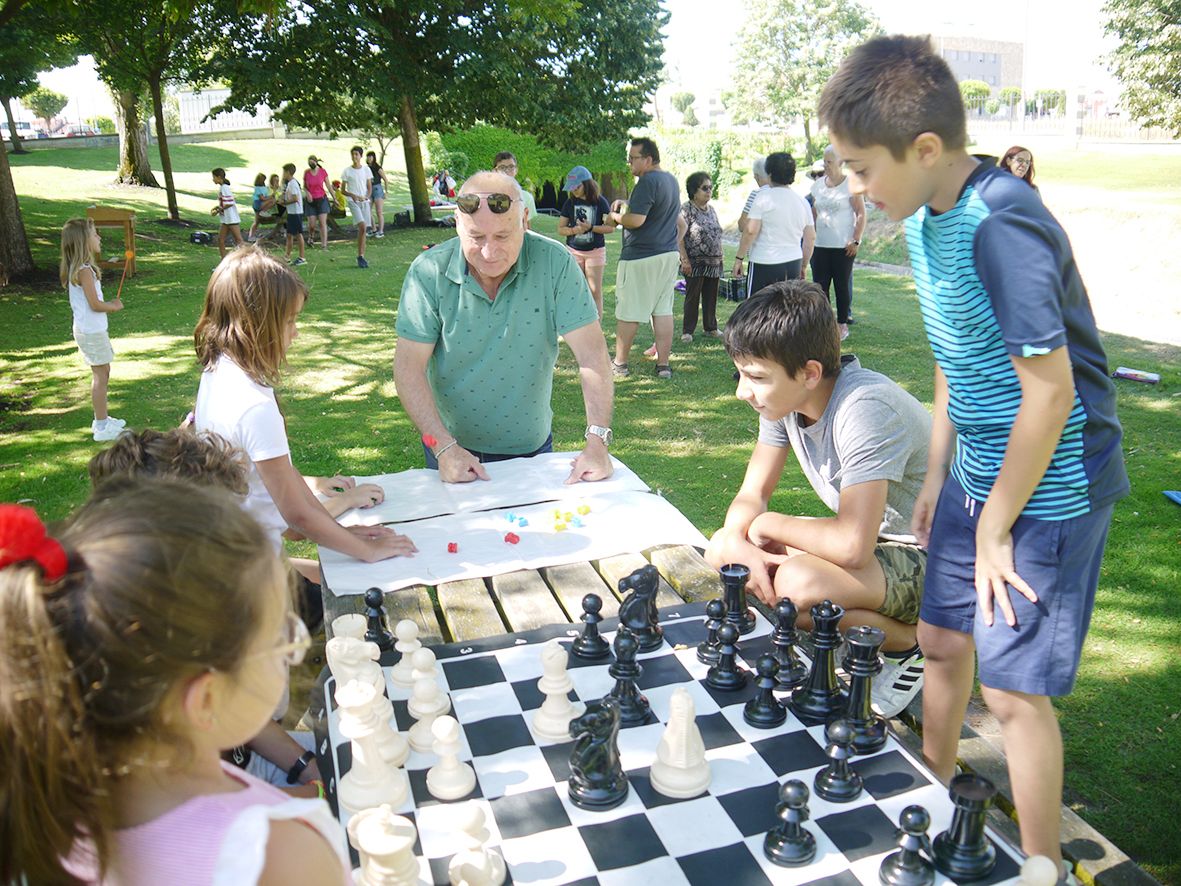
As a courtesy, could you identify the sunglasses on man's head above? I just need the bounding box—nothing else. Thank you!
[455,193,516,214]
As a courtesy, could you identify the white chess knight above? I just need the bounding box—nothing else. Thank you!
[447,804,506,886]
[331,612,367,641]
[649,686,711,799]
[530,640,585,741]
[326,636,385,694]
[336,681,410,813]
[426,715,477,801]
[348,804,423,886]
[408,676,450,753]
[390,620,422,688]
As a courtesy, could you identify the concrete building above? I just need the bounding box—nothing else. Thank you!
[935,37,1024,93]
[177,87,273,134]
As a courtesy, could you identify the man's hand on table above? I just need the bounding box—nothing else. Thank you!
[438,445,491,483]
[704,527,787,606]
[347,524,418,560]
[565,438,614,484]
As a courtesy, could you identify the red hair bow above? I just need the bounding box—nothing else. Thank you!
[0,504,68,580]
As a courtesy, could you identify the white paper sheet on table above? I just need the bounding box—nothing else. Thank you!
[337,451,650,526]
[320,490,707,595]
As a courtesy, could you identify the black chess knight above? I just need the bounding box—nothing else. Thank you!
[617,564,663,652]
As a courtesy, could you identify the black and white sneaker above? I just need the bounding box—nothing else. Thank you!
[872,647,925,717]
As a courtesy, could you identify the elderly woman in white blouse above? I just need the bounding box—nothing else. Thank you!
[810,145,866,341]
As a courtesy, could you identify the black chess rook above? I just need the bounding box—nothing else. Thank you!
[789,599,847,725]
[844,624,888,754]
[719,562,757,635]
[571,593,611,661]
[932,773,999,881]
[363,587,394,652]
[879,804,936,886]
[705,622,748,691]
[617,564,664,651]
[764,779,817,867]
[696,598,725,666]
[771,597,808,690]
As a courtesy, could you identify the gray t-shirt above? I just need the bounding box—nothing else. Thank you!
[621,169,681,260]
[758,356,932,542]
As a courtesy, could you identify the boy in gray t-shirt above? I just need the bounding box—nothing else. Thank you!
[705,280,932,717]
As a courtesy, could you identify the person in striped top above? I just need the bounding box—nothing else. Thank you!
[820,35,1128,877]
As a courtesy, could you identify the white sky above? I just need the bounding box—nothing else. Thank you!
[24,0,1119,126]
[663,0,1120,96]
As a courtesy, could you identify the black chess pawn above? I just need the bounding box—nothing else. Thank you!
[763,779,817,867]
[813,719,863,802]
[571,593,611,661]
[932,773,998,880]
[719,563,757,635]
[607,628,651,725]
[789,599,847,725]
[617,564,664,651]
[705,622,749,691]
[568,698,629,810]
[696,599,726,665]
[844,624,888,754]
[744,655,788,728]
[879,805,936,886]
[771,598,808,690]
[363,587,394,651]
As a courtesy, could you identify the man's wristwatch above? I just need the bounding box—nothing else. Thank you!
[585,425,612,447]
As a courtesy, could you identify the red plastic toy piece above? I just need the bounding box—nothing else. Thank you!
[504,532,520,544]
[447,542,458,553]
[422,434,438,448]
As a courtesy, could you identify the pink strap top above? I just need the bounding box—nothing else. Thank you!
[67,761,351,885]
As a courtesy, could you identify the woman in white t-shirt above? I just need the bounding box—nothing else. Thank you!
[809,146,866,340]
[732,152,815,299]
[194,247,417,581]
[209,167,246,259]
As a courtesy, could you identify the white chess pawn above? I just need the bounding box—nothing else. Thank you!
[426,715,477,801]
[336,681,410,813]
[447,804,506,886]
[530,640,585,741]
[410,647,439,684]
[348,804,422,886]
[649,686,711,799]
[407,676,450,753]
[326,636,385,694]
[1018,856,1063,886]
[332,612,367,640]
[390,620,422,688]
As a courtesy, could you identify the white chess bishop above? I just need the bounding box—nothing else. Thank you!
[447,804,506,886]
[531,640,585,741]
[649,686,711,799]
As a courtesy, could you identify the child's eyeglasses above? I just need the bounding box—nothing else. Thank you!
[248,611,311,667]
[455,193,516,215]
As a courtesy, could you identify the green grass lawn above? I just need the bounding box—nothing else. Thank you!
[3,139,1180,882]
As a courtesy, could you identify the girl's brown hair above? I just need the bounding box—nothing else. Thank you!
[578,177,601,203]
[254,172,267,187]
[89,428,250,496]
[60,218,101,288]
[0,479,278,884]
[194,245,308,387]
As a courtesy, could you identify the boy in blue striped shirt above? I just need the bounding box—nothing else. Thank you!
[819,36,1128,871]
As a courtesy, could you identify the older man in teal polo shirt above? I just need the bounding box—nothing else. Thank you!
[394,170,615,484]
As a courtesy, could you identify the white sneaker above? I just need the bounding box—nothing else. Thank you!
[93,416,126,432]
[872,648,925,717]
[92,420,122,442]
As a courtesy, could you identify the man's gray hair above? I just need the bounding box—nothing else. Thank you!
[752,156,767,178]
[459,170,525,220]
[823,144,839,161]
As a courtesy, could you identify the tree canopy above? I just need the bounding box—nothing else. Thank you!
[729,0,880,160]
[24,88,69,122]
[1104,0,1181,135]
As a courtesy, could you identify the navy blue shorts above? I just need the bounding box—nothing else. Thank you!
[308,196,331,215]
[921,473,1113,696]
[285,213,304,235]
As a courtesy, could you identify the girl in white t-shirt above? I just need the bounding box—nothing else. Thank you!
[210,167,246,259]
[0,482,351,885]
[193,246,417,576]
[61,218,126,441]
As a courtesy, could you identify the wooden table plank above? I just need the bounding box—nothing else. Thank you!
[322,583,443,645]
[648,545,720,603]
[539,561,619,620]
[436,578,506,642]
[490,569,569,633]
[595,552,683,608]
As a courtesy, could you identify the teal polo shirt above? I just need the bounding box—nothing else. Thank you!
[395,231,598,454]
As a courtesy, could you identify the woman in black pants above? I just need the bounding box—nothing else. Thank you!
[809,146,865,340]
[678,171,724,340]
[732,152,815,298]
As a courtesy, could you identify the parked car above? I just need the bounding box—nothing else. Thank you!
[61,124,100,137]
[0,120,36,138]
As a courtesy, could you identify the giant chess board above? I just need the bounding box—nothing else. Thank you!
[311,602,1025,885]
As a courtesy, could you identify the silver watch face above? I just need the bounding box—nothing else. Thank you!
[587,426,612,446]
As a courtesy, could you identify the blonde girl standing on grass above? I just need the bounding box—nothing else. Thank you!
[61,218,125,442]
[0,481,351,885]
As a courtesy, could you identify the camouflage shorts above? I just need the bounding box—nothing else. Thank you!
[874,541,926,624]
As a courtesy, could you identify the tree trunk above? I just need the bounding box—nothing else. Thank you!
[0,133,34,284]
[803,116,814,163]
[115,88,158,186]
[397,95,431,224]
[2,97,25,153]
[148,76,179,221]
